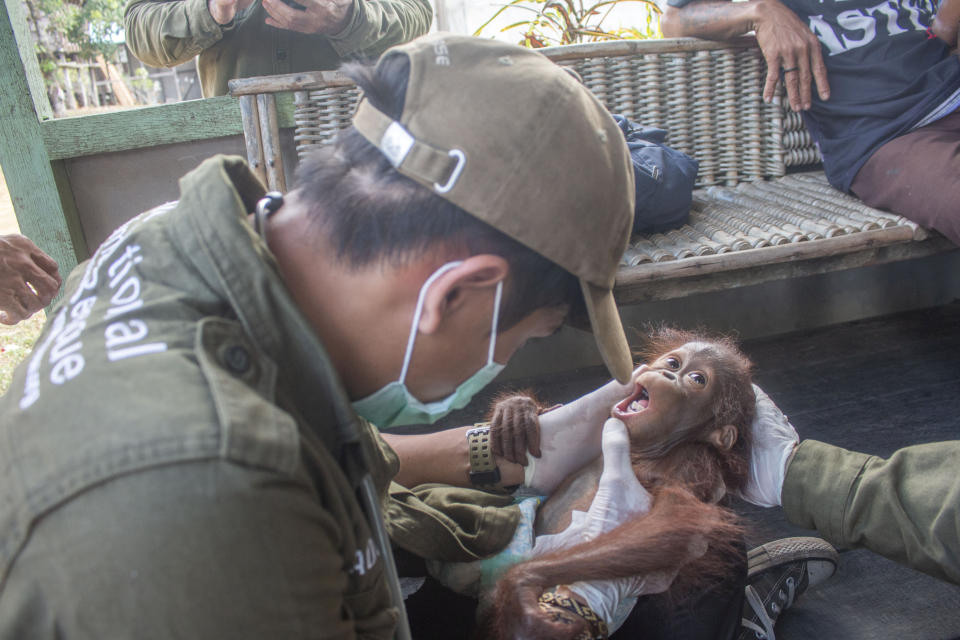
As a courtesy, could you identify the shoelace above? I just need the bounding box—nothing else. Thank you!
[740,575,797,640]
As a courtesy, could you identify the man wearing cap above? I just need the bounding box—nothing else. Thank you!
[0,35,637,638]
[124,0,432,97]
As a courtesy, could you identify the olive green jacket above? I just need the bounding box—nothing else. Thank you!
[0,156,518,638]
[124,0,432,96]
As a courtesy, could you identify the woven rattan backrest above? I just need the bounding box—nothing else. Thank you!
[229,38,822,191]
[538,38,820,186]
[293,85,362,161]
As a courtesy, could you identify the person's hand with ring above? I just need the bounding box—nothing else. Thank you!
[752,0,831,111]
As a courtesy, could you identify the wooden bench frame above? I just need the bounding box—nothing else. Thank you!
[228,37,956,307]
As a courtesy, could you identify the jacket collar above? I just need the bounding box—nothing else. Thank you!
[170,155,360,455]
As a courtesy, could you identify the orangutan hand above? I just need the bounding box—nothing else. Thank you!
[488,576,591,640]
[490,394,543,465]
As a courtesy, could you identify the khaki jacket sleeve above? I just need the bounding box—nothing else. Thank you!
[328,0,432,59]
[124,0,227,68]
[782,439,960,585]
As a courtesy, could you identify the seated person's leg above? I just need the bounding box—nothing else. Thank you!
[851,109,960,245]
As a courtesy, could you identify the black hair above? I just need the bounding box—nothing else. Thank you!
[293,53,582,332]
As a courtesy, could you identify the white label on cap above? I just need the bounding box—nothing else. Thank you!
[380,121,415,168]
[434,39,450,66]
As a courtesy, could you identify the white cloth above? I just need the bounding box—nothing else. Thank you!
[737,384,800,508]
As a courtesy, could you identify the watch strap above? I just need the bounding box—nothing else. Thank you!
[466,423,505,492]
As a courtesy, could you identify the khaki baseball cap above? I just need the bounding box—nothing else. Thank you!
[352,34,635,383]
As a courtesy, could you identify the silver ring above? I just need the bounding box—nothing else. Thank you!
[782,67,799,73]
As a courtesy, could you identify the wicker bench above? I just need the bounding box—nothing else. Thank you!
[228,37,954,305]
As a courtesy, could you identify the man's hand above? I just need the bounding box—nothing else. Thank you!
[261,0,353,35]
[208,0,256,25]
[737,384,800,508]
[0,234,61,325]
[753,0,830,111]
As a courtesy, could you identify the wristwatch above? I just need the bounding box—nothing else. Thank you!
[465,424,503,491]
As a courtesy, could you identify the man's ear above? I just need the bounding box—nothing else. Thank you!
[418,255,509,334]
[706,424,738,451]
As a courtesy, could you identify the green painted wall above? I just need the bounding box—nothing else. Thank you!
[0,0,294,276]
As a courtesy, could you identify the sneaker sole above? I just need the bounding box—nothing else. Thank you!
[747,536,839,583]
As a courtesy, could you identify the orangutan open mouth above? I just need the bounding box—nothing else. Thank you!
[618,384,650,415]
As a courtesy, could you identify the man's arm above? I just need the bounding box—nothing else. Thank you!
[783,439,960,585]
[660,0,830,111]
[124,0,234,68]
[382,427,526,489]
[322,0,432,59]
[932,0,960,47]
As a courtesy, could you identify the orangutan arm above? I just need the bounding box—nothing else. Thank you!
[483,487,741,640]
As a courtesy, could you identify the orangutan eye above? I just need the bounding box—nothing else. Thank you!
[664,356,680,369]
[689,372,706,386]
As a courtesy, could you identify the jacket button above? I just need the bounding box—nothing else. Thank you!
[224,345,251,374]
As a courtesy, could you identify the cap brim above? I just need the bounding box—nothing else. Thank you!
[579,279,633,384]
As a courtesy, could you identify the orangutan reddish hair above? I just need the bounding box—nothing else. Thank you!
[478,328,756,640]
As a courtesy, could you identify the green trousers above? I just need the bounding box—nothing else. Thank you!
[782,439,960,585]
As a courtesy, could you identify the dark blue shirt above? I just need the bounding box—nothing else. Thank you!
[668,0,960,191]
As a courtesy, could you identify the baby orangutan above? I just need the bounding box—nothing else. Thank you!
[479,329,756,640]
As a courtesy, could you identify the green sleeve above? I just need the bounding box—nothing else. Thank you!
[124,0,227,68]
[0,460,397,639]
[782,439,960,585]
[327,0,433,59]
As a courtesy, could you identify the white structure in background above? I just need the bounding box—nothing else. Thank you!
[433,0,656,41]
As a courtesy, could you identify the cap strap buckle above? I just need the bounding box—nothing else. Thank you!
[434,149,465,194]
[354,100,465,195]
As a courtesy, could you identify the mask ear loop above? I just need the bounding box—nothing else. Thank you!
[254,191,284,240]
[486,280,503,365]
[398,261,464,385]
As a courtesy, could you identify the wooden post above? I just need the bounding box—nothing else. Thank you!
[76,64,89,108]
[88,64,101,106]
[239,95,267,186]
[170,66,182,101]
[59,57,78,110]
[256,93,285,192]
[0,0,83,277]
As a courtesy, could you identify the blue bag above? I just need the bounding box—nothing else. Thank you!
[613,115,699,234]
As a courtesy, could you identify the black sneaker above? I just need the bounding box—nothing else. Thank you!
[738,537,839,640]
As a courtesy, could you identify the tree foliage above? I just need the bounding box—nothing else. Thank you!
[475,0,662,48]
[26,0,126,59]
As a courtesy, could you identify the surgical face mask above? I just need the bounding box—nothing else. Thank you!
[351,261,506,429]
